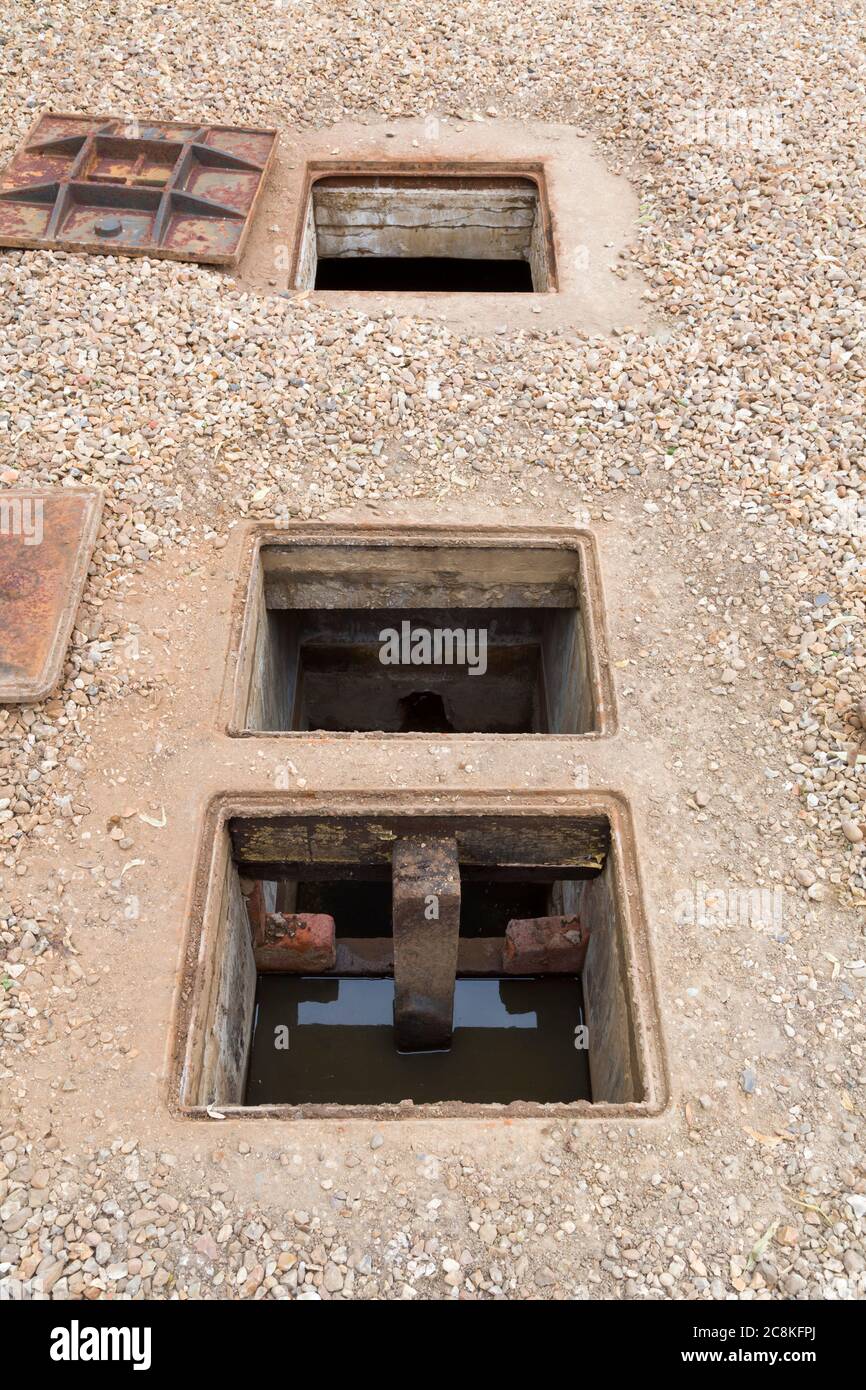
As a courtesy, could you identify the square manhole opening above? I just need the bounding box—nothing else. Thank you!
[293,167,555,293]
[173,796,667,1118]
[229,531,614,736]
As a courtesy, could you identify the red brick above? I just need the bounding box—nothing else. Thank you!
[503,914,590,974]
[255,912,336,973]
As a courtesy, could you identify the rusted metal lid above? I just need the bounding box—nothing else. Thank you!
[0,488,103,704]
[0,113,276,266]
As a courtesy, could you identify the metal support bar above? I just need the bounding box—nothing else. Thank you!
[392,835,461,1052]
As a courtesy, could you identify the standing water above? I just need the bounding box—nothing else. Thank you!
[244,975,591,1105]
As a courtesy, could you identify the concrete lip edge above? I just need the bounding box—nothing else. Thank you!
[290,157,558,295]
[231,117,652,334]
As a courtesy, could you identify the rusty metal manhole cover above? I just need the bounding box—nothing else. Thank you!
[0,113,277,265]
[0,488,103,704]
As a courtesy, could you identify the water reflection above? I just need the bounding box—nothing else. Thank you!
[296,978,538,1029]
[245,975,590,1106]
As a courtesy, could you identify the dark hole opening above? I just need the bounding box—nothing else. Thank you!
[259,606,586,734]
[292,875,551,938]
[314,256,534,293]
[398,690,453,732]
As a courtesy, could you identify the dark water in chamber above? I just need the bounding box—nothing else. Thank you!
[244,975,591,1105]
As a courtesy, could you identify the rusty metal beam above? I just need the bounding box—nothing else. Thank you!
[392,835,460,1052]
[289,935,589,977]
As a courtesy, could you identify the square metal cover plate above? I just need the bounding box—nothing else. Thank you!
[0,488,103,703]
[0,113,277,265]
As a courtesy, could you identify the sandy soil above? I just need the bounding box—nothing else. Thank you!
[0,0,863,1300]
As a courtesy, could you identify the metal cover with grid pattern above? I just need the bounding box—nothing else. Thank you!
[0,113,276,265]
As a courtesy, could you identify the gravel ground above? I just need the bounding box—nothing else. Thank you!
[0,1,864,1300]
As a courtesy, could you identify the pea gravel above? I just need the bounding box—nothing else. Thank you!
[0,0,863,1300]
